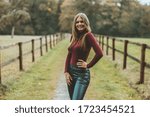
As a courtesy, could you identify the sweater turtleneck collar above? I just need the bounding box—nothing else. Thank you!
[77,30,86,39]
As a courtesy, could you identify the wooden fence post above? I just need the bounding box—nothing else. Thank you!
[106,36,109,55]
[50,35,52,49]
[102,35,104,50]
[53,35,55,47]
[31,39,35,62]
[54,35,56,46]
[56,36,57,45]
[51,35,53,48]
[0,49,2,84]
[99,35,101,45]
[54,34,56,46]
[112,38,115,61]
[18,42,23,71]
[45,35,48,52]
[123,40,128,69]
[40,37,43,56]
[139,44,147,84]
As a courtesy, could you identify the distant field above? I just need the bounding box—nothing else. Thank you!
[0,35,47,85]
[118,37,150,44]
[101,36,150,98]
[0,35,41,45]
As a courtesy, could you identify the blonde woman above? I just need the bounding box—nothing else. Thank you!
[64,13,103,100]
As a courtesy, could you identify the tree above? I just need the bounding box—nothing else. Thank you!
[59,0,77,32]
[0,0,150,37]
[139,6,150,37]
[0,0,10,17]
[0,0,31,38]
[117,0,142,36]
[28,0,59,35]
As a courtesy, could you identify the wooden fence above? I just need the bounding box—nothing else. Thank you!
[0,33,64,84]
[98,35,150,84]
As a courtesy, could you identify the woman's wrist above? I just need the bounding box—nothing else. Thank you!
[65,72,69,79]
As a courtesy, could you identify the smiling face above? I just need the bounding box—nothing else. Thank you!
[75,16,86,32]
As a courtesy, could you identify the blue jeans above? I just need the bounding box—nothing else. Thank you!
[67,65,90,100]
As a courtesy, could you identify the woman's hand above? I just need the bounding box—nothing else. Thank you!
[64,72,72,86]
[77,59,87,68]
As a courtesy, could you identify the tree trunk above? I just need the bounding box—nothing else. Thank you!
[11,26,15,39]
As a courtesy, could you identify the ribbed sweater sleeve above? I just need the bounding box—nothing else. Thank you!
[64,52,71,73]
[86,33,103,68]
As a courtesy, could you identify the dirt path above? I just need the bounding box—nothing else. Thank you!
[53,72,70,100]
[52,34,70,100]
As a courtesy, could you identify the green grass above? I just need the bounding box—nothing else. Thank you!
[0,36,146,100]
[102,37,150,83]
[0,35,42,64]
[1,39,68,100]
[101,37,150,99]
[85,57,141,99]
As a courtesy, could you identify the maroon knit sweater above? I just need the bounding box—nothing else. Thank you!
[64,32,103,73]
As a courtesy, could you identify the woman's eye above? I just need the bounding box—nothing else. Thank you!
[76,21,83,23]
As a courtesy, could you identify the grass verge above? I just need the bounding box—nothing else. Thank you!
[85,55,142,100]
[1,39,68,100]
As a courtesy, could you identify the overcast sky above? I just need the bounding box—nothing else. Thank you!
[138,0,150,4]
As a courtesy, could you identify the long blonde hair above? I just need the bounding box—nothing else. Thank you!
[70,13,91,50]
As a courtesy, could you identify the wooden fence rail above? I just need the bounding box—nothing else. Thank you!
[0,33,63,84]
[98,35,150,84]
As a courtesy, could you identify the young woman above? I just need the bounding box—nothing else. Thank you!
[64,13,103,100]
